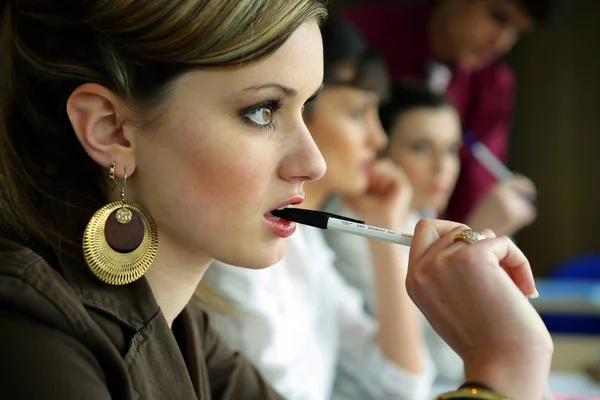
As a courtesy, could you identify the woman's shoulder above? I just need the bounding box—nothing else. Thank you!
[0,237,158,341]
[0,238,82,322]
[0,238,127,349]
[0,237,50,271]
[0,238,120,398]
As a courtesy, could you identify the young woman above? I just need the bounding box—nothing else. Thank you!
[0,2,552,400]
[204,18,430,400]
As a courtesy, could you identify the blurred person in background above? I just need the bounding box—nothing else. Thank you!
[341,0,557,235]
[324,82,465,389]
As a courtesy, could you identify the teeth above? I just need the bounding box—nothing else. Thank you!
[277,204,292,210]
[268,216,282,221]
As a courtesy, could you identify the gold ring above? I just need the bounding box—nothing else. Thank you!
[453,229,486,245]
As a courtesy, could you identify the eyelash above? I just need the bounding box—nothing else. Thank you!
[240,94,320,131]
[240,99,283,131]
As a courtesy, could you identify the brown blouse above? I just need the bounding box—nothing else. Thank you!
[0,238,284,399]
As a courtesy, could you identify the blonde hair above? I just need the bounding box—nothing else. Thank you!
[0,0,327,250]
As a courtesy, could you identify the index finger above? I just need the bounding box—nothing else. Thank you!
[475,236,536,297]
[409,219,470,265]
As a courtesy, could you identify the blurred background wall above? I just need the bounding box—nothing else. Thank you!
[329,0,600,275]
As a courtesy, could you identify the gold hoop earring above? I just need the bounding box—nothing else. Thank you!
[82,164,158,285]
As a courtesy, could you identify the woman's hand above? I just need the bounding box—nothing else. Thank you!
[466,174,537,236]
[406,219,553,400]
[343,159,413,229]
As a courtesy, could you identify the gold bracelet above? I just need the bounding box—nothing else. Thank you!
[435,387,512,400]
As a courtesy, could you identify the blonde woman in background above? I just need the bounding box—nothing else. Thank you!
[323,82,463,387]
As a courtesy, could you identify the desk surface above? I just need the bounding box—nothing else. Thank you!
[546,335,600,396]
[552,335,600,371]
[549,371,600,397]
[432,335,600,397]
[432,372,600,397]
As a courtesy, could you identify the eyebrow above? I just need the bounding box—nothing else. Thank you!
[243,83,324,101]
[244,83,298,97]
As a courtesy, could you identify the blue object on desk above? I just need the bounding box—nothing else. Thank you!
[532,279,600,335]
[549,253,600,280]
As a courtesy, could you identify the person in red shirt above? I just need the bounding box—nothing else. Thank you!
[341,0,556,236]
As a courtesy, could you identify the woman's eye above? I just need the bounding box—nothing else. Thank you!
[411,142,430,154]
[350,108,365,119]
[240,99,282,130]
[245,107,274,127]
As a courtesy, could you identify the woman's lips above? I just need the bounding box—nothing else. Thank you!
[263,195,304,238]
[264,212,296,238]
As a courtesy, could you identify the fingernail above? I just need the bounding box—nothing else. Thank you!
[529,289,540,299]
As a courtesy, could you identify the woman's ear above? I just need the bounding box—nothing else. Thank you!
[66,83,136,178]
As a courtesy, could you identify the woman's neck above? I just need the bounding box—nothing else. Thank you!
[144,236,212,328]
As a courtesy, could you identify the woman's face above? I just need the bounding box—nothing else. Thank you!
[447,0,533,69]
[386,106,461,214]
[131,21,326,269]
[305,86,387,194]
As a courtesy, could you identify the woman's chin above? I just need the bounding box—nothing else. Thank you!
[208,237,287,270]
[242,240,287,270]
